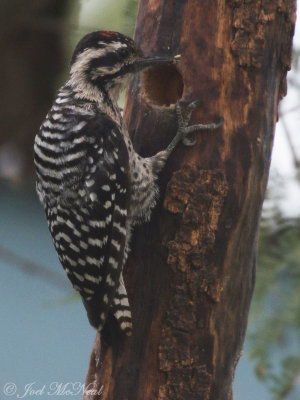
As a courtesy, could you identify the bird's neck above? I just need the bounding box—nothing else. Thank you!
[67,73,122,125]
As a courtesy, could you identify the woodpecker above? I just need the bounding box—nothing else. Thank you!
[34,31,222,341]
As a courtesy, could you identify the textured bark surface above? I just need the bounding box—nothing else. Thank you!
[84,1,296,399]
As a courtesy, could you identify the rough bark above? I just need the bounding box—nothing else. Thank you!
[84,1,296,399]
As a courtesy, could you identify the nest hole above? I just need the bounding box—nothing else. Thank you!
[142,64,183,107]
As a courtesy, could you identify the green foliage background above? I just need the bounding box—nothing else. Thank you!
[248,176,300,400]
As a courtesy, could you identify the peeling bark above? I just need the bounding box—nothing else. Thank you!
[84,1,296,399]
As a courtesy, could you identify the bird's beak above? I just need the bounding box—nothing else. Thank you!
[132,54,181,72]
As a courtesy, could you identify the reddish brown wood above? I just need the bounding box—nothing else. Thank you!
[84,1,296,399]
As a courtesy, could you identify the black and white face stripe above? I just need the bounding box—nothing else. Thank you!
[70,31,136,65]
[70,40,138,86]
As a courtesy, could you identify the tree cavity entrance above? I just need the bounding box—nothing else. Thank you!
[142,64,183,107]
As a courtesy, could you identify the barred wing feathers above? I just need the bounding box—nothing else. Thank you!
[45,115,130,332]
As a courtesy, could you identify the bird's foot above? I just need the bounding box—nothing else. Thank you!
[165,101,224,156]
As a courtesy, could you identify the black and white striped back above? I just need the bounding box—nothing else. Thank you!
[34,84,132,335]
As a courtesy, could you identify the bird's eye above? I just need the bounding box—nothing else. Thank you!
[119,48,129,58]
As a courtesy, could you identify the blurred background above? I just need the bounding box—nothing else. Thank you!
[0,1,299,399]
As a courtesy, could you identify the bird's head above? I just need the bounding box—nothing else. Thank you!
[69,31,179,99]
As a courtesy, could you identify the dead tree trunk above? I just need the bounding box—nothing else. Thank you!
[84,1,296,399]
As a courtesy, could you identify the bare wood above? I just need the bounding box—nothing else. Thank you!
[84,1,296,399]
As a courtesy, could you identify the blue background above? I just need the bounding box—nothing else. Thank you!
[0,183,270,399]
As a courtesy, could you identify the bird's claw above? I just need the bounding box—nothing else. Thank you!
[182,136,197,146]
[213,117,225,129]
[166,101,223,155]
[186,100,200,112]
[175,101,224,147]
[175,100,199,130]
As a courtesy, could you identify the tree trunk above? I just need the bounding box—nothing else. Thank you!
[84,1,296,399]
